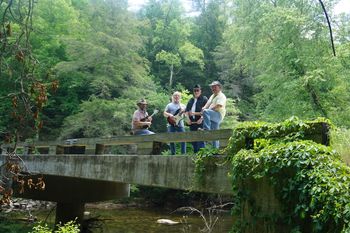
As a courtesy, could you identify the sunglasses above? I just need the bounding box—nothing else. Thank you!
[193,89,201,92]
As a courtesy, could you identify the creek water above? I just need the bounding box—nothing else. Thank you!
[83,207,233,233]
[3,206,233,233]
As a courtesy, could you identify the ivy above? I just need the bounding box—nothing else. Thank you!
[225,116,331,156]
[226,117,350,233]
[192,117,350,232]
[193,146,221,187]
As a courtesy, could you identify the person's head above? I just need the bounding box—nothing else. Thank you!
[137,98,148,110]
[172,91,181,103]
[209,81,222,95]
[193,84,202,98]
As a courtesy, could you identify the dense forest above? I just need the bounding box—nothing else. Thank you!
[0,0,349,142]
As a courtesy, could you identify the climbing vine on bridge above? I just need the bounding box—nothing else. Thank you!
[230,141,350,232]
[224,117,350,233]
[193,117,350,232]
[225,116,331,156]
[193,146,221,187]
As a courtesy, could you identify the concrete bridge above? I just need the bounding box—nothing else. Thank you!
[0,123,329,229]
[0,129,236,224]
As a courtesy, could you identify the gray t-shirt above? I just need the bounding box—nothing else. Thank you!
[165,102,186,127]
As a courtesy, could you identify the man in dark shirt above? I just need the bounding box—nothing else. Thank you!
[185,84,208,153]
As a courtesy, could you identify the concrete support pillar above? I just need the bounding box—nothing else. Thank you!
[14,174,130,225]
[55,202,85,225]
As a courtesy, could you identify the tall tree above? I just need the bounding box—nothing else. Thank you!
[191,0,226,82]
[54,0,166,138]
[216,0,350,126]
[139,0,204,90]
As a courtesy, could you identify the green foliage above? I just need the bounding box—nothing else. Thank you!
[217,0,350,126]
[330,127,350,164]
[60,89,170,138]
[193,146,221,186]
[225,116,331,155]
[231,141,350,232]
[225,118,350,232]
[220,98,240,129]
[139,0,206,90]
[30,220,80,233]
[179,42,205,70]
[156,50,181,68]
[55,220,80,233]
[0,217,32,233]
[30,223,51,233]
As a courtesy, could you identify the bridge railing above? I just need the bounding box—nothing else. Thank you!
[0,129,234,155]
[0,120,330,156]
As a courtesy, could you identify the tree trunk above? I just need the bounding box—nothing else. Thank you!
[169,64,174,89]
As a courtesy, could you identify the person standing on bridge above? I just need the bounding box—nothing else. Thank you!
[200,81,227,148]
[131,98,155,135]
[163,91,186,155]
[185,84,208,153]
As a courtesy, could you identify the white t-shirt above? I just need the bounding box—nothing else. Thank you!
[207,91,227,119]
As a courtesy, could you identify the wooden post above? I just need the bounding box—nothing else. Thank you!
[95,144,105,155]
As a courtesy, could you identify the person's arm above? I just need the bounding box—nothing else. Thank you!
[163,104,173,118]
[202,95,212,110]
[134,120,151,127]
[210,104,222,111]
[133,117,151,127]
[133,112,151,127]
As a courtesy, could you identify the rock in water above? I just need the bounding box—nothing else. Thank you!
[156,219,180,225]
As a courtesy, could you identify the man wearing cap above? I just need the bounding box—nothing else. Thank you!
[185,84,208,153]
[131,98,155,135]
[201,81,227,148]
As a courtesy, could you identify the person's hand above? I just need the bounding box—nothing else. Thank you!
[146,122,152,126]
[188,112,193,116]
[148,117,153,122]
[196,118,203,124]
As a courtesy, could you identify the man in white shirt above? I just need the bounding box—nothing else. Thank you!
[201,81,227,148]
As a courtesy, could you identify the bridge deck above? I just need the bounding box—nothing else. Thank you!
[0,154,232,194]
[1,129,234,155]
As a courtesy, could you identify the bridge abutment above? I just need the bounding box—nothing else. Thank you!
[14,174,130,224]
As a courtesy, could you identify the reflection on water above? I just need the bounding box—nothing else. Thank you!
[84,208,233,233]
[2,206,233,233]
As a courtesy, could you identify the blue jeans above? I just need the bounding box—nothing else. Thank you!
[167,126,186,155]
[203,109,222,148]
[189,124,205,153]
[134,129,155,135]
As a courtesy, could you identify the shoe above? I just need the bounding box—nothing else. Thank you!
[198,128,204,131]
